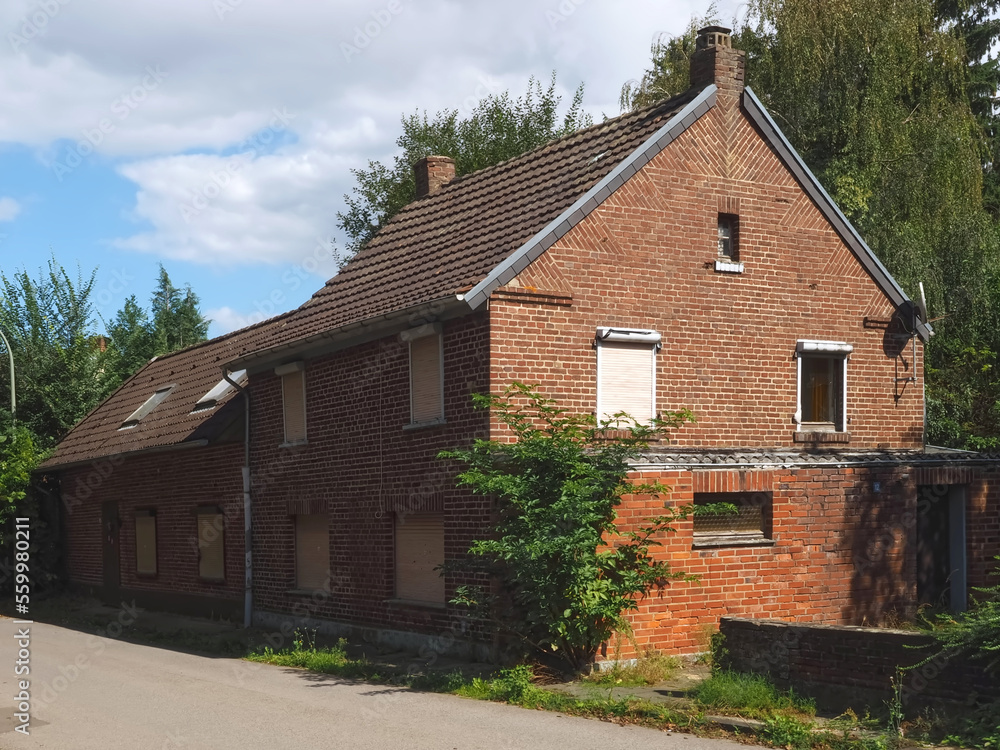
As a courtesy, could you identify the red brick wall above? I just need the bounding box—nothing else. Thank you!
[720,617,1000,709]
[492,95,924,449]
[249,312,491,639]
[60,443,245,604]
[606,463,1000,656]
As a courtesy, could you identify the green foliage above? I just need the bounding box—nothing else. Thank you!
[441,383,694,672]
[709,630,730,672]
[337,74,592,256]
[103,295,156,388]
[0,426,41,522]
[0,257,109,446]
[930,556,1000,674]
[619,3,720,109]
[150,265,209,355]
[693,670,816,718]
[761,714,816,749]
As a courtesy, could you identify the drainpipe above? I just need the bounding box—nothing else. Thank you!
[223,368,252,628]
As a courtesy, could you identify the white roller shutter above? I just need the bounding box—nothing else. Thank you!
[395,513,445,603]
[598,341,655,424]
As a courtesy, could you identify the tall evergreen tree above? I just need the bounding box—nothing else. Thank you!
[149,265,209,355]
[104,295,155,388]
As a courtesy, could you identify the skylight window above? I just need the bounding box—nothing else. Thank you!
[192,370,247,413]
[120,385,176,429]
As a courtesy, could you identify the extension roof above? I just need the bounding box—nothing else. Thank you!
[42,77,927,469]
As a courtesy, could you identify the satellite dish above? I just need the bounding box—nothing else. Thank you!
[918,282,929,325]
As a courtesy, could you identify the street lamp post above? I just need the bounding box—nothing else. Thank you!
[0,327,15,423]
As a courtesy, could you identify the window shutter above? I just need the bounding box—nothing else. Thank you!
[410,335,442,423]
[599,342,654,423]
[395,513,444,603]
[135,516,157,574]
[282,371,307,443]
[198,514,225,580]
[295,514,330,591]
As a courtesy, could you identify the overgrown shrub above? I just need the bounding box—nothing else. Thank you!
[441,383,693,673]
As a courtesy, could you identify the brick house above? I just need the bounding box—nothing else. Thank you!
[42,27,1000,658]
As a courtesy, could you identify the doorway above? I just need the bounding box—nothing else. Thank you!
[916,484,967,612]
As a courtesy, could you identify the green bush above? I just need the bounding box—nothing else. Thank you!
[931,556,1000,675]
[441,383,694,673]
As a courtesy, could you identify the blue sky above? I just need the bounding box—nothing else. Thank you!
[0,0,739,338]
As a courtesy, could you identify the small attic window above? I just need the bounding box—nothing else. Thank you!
[191,370,247,413]
[120,385,176,429]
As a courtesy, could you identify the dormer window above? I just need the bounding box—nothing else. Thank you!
[191,370,247,413]
[120,385,176,429]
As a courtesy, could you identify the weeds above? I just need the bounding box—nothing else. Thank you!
[761,714,815,749]
[693,670,816,719]
[583,650,680,687]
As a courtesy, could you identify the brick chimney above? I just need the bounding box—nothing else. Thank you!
[689,26,745,99]
[413,155,456,198]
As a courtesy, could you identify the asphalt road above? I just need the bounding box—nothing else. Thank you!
[0,619,758,750]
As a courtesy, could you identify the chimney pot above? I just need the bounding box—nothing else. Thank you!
[690,25,745,97]
[413,155,456,198]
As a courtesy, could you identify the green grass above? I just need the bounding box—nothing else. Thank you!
[582,652,680,687]
[693,670,816,719]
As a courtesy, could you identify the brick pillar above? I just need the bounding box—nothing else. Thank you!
[413,155,456,198]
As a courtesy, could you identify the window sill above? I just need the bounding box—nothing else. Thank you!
[287,588,330,597]
[198,576,226,584]
[136,571,158,579]
[385,598,447,610]
[714,259,744,274]
[403,418,446,431]
[279,440,309,449]
[693,535,775,549]
[793,430,850,444]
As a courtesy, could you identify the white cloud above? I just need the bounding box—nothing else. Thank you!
[0,197,21,221]
[0,0,739,268]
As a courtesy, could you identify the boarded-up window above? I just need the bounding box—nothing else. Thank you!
[197,511,225,580]
[135,511,156,575]
[598,342,655,424]
[693,492,772,545]
[295,514,330,591]
[395,513,445,603]
[410,334,443,423]
[282,371,307,443]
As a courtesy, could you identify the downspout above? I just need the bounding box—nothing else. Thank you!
[223,368,252,628]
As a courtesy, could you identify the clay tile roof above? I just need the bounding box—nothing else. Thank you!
[263,90,698,344]
[42,91,697,469]
[39,312,297,469]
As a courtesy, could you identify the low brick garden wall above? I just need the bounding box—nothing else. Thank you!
[719,617,998,711]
